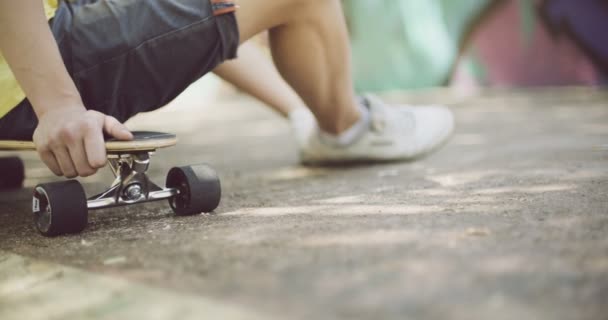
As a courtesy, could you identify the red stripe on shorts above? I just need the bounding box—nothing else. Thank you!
[211,0,238,16]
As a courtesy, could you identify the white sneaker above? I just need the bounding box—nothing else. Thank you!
[290,95,454,164]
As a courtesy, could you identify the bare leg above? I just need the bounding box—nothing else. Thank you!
[235,0,361,134]
[213,41,306,118]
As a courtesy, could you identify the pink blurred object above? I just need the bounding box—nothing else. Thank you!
[452,0,603,88]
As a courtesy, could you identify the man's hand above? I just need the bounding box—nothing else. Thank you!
[33,107,133,178]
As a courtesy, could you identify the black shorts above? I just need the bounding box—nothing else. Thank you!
[0,0,239,140]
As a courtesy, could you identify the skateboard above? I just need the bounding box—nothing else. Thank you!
[0,131,221,237]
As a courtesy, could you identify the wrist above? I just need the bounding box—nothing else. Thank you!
[33,95,85,119]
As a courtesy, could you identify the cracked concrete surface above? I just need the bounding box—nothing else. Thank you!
[1,86,607,319]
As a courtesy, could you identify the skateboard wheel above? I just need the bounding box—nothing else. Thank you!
[166,164,221,216]
[0,157,25,190]
[33,180,88,237]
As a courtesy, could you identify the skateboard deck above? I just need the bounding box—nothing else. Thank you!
[0,131,177,152]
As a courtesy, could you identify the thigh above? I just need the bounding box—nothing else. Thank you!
[53,0,239,123]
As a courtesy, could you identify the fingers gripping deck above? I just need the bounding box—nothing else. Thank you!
[0,131,177,152]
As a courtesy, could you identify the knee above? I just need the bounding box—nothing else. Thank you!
[297,0,339,9]
[285,0,340,19]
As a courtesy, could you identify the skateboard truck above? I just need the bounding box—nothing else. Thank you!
[31,151,221,236]
[87,152,178,209]
[0,131,223,237]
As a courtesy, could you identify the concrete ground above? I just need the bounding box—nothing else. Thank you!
[0,86,607,319]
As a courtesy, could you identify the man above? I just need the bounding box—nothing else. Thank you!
[0,0,454,178]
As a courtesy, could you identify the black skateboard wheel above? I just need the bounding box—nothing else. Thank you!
[33,180,88,237]
[166,164,221,216]
[0,157,25,190]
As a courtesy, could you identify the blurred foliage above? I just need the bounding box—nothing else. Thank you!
[344,0,492,91]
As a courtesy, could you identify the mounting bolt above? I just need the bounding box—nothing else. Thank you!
[124,184,143,200]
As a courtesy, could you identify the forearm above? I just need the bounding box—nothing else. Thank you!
[0,1,83,118]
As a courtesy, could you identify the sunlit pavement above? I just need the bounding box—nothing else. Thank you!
[1,85,607,319]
